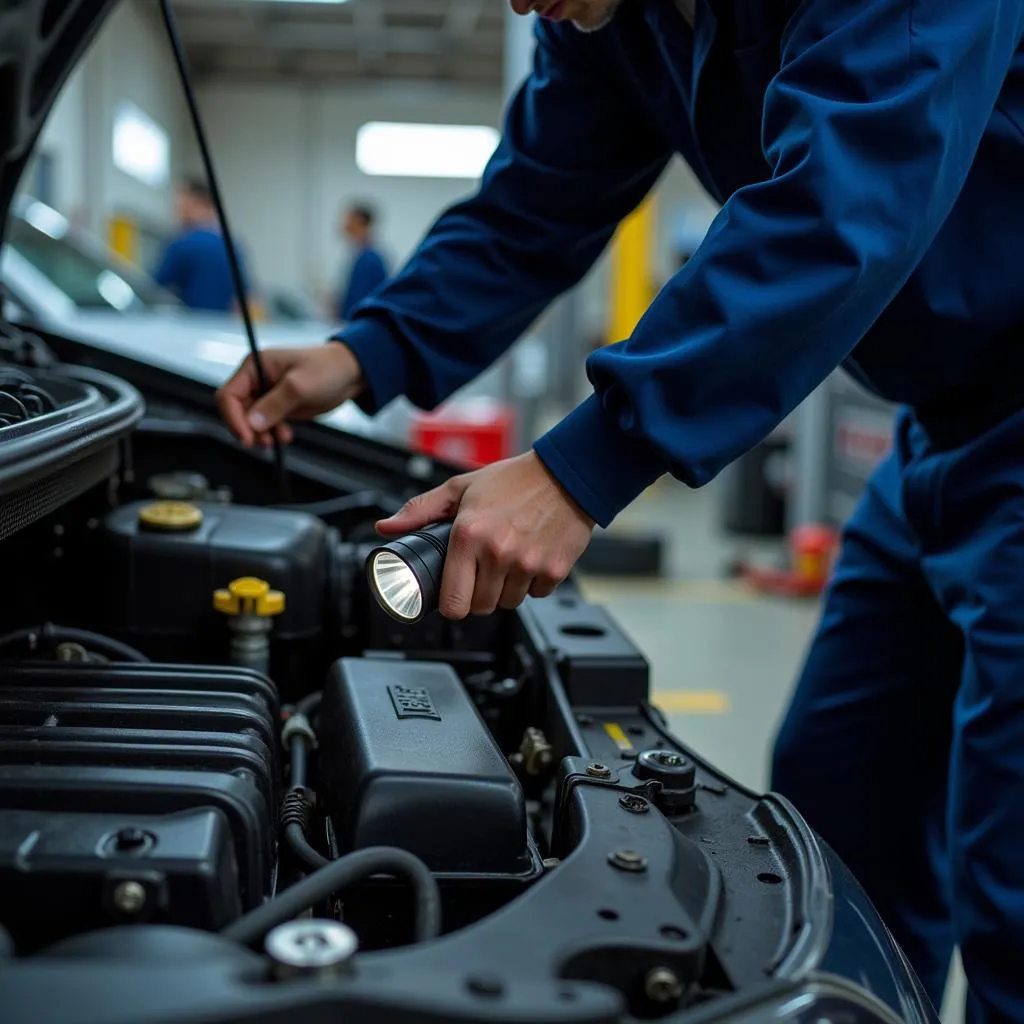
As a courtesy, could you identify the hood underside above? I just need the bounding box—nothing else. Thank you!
[0,0,118,244]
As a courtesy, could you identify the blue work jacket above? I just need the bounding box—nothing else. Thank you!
[340,0,1024,528]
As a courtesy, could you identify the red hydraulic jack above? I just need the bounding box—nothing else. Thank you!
[733,524,840,598]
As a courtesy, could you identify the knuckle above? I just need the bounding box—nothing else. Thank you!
[517,553,542,577]
[455,518,485,546]
[487,537,514,566]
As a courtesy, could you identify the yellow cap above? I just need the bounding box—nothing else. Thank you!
[214,577,286,618]
[138,501,203,532]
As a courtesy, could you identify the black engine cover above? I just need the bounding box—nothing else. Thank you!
[0,662,279,951]
[320,658,529,875]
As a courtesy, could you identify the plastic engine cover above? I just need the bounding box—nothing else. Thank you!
[321,659,529,874]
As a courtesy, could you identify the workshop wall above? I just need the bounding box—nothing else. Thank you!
[34,0,187,246]
[189,81,505,309]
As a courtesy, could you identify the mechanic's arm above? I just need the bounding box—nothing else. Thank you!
[218,21,672,444]
[385,0,1024,617]
[336,26,671,411]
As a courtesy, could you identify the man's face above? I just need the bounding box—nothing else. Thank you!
[176,190,200,229]
[508,0,621,32]
[343,211,368,245]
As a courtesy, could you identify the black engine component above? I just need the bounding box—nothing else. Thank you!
[321,658,529,876]
[0,661,280,951]
[0,809,240,953]
[81,500,330,674]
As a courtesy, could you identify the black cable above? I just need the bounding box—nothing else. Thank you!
[296,690,323,719]
[0,625,148,663]
[285,822,330,872]
[289,740,308,791]
[158,0,290,504]
[221,845,442,948]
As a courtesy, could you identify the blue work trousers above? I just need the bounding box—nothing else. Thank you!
[772,405,1024,1024]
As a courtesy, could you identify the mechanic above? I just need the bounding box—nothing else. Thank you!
[218,2,1024,1019]
[337,202,390,322]
[155,178,249,313]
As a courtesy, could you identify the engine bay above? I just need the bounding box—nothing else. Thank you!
[0,355,830,1024]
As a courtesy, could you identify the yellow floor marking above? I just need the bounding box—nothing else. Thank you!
[652,690,732,714]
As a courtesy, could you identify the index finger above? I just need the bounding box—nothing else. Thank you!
[217,357,260,447]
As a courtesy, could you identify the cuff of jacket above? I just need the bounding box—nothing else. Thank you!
[330,317,411,416]
[533,393,665,529]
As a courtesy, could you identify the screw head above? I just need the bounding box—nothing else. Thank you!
[112,880,147,915]
[542,857,561,870]
[586,762,612,779]
[266,920,358,979]
[619,794,651,814]
[608,849,648,873]
[653,752,684,767]
[645,966,684,1004]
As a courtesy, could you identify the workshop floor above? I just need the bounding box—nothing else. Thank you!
[578,479,966,1023]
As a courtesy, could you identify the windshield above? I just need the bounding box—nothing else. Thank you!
[5,204,178,312]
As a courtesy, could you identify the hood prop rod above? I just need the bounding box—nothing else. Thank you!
[158,0,290,503]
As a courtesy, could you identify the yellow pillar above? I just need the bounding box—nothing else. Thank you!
[607,193,657,346]
[108,214,138,266]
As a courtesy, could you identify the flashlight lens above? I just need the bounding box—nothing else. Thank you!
[370,551,424,621]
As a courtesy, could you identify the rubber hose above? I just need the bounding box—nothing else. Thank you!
[221,846,442,947]
[296,691,322,718]
[0,625,148,663]
[289,739,307,791]
[284,823,330,872]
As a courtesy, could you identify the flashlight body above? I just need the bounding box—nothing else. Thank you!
[366,522,453,624]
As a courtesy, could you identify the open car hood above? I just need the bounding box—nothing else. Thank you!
[0,2,119,244]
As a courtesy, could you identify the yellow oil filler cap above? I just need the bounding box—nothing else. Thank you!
[138,501,204,533]
[214,577,286,618]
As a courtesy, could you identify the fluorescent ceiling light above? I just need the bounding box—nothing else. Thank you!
[356,122,500,180]
[113,102,170,189]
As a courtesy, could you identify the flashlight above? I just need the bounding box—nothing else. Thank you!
[366,522,454,624]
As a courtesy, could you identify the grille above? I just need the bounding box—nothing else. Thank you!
[0,447,117,543]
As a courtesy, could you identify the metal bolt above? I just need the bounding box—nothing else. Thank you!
[608,849,648,873]
[56,642,89,663]
[619,794,650,815]
[266,920,358,980]
[542,857,561,870]
[652,752,684,768]
[645,966,684,1005]
[114,828,150,853]
[586,762,612,779]
[112,880,147,915]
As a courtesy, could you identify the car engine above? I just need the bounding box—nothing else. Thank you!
[0,348,931,1024]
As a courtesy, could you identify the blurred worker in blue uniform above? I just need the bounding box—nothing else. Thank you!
[337,203,389,322]
[155,178,248,313]
[219,3,1024,1017]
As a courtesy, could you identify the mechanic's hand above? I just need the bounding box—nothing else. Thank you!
[216,343,364,449]
[377,452,596,618]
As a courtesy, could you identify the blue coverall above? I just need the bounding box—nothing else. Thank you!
[339,245,389,321]
[335,4,1024,1019]
[155,227,246,313]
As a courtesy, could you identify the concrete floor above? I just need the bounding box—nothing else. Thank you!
[580,480,966,1023]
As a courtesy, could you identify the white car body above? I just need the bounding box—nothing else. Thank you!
[0,199,412,443]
